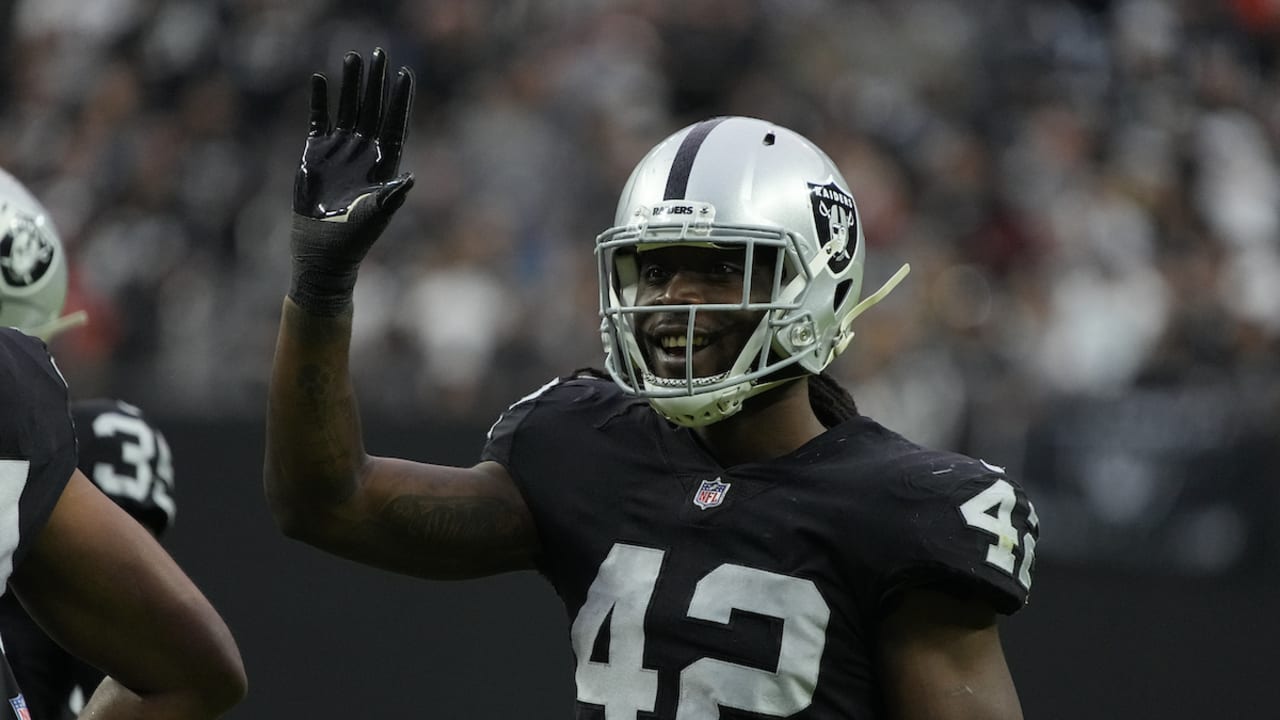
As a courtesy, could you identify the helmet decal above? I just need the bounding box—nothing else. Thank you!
[0,212,56,289]
[0,167,81,338]
[808,181,856,274]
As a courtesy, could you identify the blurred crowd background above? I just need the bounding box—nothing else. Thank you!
[2,0,1278,577]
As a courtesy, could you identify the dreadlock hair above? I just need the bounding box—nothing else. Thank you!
[571,367,858,428]
[808,371,859,428]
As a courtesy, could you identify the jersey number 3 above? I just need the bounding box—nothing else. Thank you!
[572,543,830,720]
[90,411,175,519]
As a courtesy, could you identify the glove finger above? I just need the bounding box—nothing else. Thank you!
[358,47,387,139]
[380,67,415,173]
[335,51,363,132]
[308,73,330,136]
[375,173,415,213]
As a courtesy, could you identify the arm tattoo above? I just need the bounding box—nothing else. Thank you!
[379,494,533,566]
[292,362,360,503]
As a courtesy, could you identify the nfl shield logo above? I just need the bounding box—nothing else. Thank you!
[693,478,731,510]
[9,695,30,720]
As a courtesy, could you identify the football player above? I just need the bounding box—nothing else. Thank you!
[266,48,1039,719]
[0,399,177,719]
[0,167,245,718]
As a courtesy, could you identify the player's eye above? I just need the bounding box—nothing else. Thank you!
[641,263,671,284]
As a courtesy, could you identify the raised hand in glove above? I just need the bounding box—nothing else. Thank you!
[289,48,414,317]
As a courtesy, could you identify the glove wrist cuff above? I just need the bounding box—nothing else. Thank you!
[288,213,371,317]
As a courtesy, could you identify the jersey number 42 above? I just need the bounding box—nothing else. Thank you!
[572,543,830,720]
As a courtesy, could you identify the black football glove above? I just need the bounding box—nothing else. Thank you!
[289,47,415,317]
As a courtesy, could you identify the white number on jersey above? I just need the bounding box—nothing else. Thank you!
[90,411,176,521]
[572,542,830,719]
[571,544,661,719]
[959,478,1037,590]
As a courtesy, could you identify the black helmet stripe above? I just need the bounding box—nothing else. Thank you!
[663,117,728,200]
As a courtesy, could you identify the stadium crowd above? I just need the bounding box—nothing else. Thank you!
[1,0,1277,462]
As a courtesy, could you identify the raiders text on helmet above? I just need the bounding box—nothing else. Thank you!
[596,117,908,426]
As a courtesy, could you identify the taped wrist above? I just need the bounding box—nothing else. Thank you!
[288,213,378,317]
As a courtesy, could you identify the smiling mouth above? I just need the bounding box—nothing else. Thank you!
[657,333,711,353]
[645,328,722,377]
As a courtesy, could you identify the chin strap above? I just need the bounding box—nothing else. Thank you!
[27,310,89,342]
[831,262,910,358]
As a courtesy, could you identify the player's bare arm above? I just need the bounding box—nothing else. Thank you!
[264,48,539,579]
[877,587,1024,720]
[10,470,246,719]
[268,301,538,578]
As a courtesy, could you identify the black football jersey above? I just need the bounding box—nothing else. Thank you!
[0,328,77,710]
[70,398,175,537]
[483,377,1039,720]
[0,396,176,718]
[0,599,84,720]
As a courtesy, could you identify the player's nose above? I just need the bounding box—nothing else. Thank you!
[655,270,707,305]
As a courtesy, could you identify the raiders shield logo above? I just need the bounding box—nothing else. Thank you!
[0,211,55,290]
[808,181,856,273]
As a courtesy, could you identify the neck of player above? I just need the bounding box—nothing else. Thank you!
[693,377,827,467]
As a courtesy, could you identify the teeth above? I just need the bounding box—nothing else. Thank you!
[659,335,708,349]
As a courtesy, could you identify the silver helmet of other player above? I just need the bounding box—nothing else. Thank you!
[0,168,86,340]
[596,116,909,427]
[0,169,171,536]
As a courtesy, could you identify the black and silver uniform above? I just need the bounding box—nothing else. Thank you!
[0,397,175,719]
[483,377,1039,720]
[0,329,77,714]
[65,399,175,537]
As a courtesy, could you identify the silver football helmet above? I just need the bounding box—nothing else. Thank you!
[0,168,85,340]
[597,116,908,427]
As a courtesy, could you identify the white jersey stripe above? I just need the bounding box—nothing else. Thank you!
[486,377,562,441]
[0,459,32,594]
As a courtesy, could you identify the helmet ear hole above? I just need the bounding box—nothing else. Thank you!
[833,279,852,312]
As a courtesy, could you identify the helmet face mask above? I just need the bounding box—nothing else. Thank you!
[0,169,86,341]
[596,117,882,427]
[600,222,802,394]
